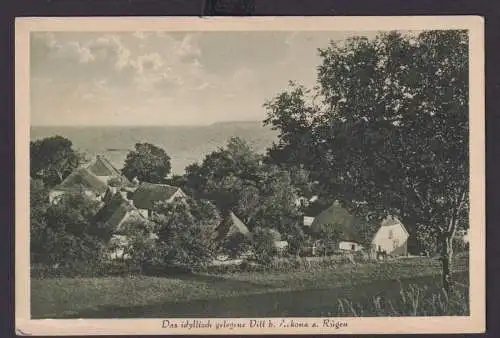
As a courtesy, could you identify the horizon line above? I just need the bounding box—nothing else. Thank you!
[30,120,265,128]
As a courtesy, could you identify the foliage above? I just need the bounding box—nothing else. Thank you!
[31,190,105,267]
[113,218,158,272]
[251,227,280,264]
[184,137,262,214]
[263,30,469,290]
[30,135,81,187]
[152,197,220,269]
[107,176,125,188]
[30,179,50,263]
[285,223,307,256]
[183,137,303,252]
[121,142,171,183]
[220,232,252,258]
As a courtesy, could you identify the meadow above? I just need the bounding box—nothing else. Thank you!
[31,256,469,319]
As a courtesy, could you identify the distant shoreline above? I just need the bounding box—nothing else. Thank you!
[30,120,264,128]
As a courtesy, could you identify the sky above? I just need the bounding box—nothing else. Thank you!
[30,30,380,126]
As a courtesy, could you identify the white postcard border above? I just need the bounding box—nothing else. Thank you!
[15,16,485,335]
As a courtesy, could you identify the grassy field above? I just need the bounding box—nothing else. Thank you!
[31,256,469,319]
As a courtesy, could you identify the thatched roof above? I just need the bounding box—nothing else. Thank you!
[130,182,182,209]
[53,167,108,194]
[94,192,147,232]
[310,201,406,245]
[85,155,122,177]
[310,201,372,244]
[214,211,251,242]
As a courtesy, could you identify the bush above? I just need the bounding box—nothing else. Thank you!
[252,227,279,264]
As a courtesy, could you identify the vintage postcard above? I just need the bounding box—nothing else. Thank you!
[15,16,485,335]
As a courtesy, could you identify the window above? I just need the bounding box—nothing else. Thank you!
[388,230,393,239]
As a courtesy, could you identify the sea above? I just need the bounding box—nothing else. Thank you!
[30,121,278,175]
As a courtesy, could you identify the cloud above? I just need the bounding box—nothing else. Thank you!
[31,31,374,126]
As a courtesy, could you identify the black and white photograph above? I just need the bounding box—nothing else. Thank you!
[15,17,485,335]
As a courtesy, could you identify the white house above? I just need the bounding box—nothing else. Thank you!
[309,201,410,256]
[370,215,410,256]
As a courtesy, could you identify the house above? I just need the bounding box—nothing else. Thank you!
[85,154,124,183]
[308,201,410,256]
[214,211,288,257]
[309,201,365,252]
[49,167,109,204]
[370,215,409,256]
[295,195,319,209]
[303,216,315,227]
[48,154,130,204]
[214,211,252,243]
[130,182,187,218]
[93,191,152,260]
[274,240,289,255]
[455,229,469,244]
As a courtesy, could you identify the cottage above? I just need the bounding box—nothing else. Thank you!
[303,216,315,227]
[85,155,124,183]
[130,182,187,218]
[371,216,409,256]
[49,167,108,203]
[308,201,410,257]
[48,154,130,204]
[214,212,288,258]
[93,191,152,260]
[215,211,252,243]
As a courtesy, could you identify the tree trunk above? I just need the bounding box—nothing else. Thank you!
[441,234,454,292]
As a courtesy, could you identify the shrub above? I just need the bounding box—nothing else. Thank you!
[251,227,279,264]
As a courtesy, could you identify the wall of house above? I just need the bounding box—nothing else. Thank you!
[168,189,187,203]
[371,223,409,255]
[338,241,364,252]
[48,190,64,204]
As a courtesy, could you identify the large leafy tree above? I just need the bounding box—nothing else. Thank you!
[30,179,50,263]
[122,142,171,183]
[264,30,469,291]
[184,137,263,220]
[30,135,81,187]
[34,190,104,267]
[184,138,303,243]
[152,197,220,269]
[113,218,158,273]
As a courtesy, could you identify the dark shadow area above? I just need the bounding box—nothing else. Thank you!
[42,272,468,319]
[168,272,275,290]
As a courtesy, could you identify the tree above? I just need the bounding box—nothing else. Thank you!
[184,137,262,219]
[30,179,50,263]
[30,136,81,187]
[263,30,468,291]
[252,227,280,264]
[121,143,171,183]
[220,232,252,258]
[248,164,302,233]
[152,197,220,270]
[114,218,158,273]
[38,190,105,267]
